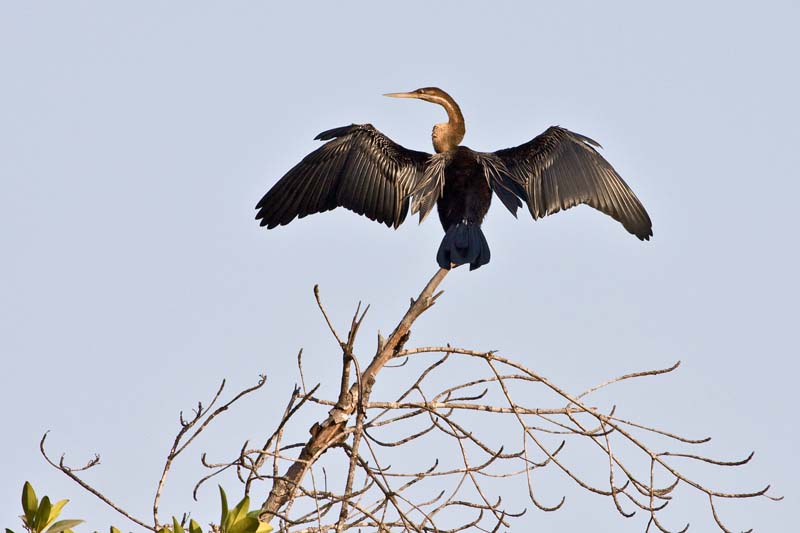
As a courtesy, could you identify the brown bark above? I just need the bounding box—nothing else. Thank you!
[258,268,449,522]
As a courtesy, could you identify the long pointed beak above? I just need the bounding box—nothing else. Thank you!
[383,91,419,99]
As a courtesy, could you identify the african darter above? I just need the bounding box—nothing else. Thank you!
[255,87,652,270]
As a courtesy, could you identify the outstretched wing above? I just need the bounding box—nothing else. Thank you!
[255,124,431,229]
[494,126,653,240]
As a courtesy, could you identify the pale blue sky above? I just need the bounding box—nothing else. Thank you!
[2,2,797,532]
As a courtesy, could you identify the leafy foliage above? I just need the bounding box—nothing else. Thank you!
[8,483,271,533]
[12,482,83,533]
[217,487,272,533]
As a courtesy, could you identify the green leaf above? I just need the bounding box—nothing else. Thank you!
[224,496,250,532]
[7,528,17,533]
[46,499,70,528]
[254,522,272,533]
[34,496,52,533]
[188,519,202,533]
[22,482,38,526]
[46,520,84,533]
[64,530,74,533]
[110,527,121,533]
[218,486,229,530]
[172,517,184,533]
[226,517,258,533]
[244,512,271,533]
[156,528,170,533]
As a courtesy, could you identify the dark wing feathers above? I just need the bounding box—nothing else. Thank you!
[495,126,652,240]
[473,151,526,217]
[255,124,430,229]
[410,151,451,223]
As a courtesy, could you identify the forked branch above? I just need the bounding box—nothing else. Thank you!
[40,267,779,533]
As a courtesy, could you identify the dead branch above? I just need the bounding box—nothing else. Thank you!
[40,377,267,531]
[256,268,449,523]
[240,271,779,532]
[40,267,779,533]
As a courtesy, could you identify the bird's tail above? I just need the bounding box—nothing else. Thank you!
[436,223,491,271]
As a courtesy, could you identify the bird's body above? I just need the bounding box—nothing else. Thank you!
[436,146,492,230]
[432,147,494,268]
[256,88,652,270]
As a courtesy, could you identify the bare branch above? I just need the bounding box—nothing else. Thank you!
[42,267,778,533]
[40,432,155,531]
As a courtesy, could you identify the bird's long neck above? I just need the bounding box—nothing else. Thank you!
[428,93,465,153]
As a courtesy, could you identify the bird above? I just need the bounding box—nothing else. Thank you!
[255,87,652,270]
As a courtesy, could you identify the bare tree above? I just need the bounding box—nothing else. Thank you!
[42,268,780,532]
